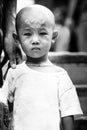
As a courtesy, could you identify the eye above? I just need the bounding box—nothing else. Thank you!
[40,32,47,35]
[24,33,32,36]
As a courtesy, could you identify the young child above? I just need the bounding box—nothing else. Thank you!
[0,4,82,130]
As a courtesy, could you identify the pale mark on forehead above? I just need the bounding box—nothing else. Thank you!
[24,18,53,29]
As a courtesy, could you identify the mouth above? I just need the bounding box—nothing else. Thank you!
[32,47,40,51]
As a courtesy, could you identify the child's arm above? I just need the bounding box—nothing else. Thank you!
[61,116,74,130]
[59,71,83,130]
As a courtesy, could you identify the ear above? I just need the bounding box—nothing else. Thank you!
[52,30,58,44]
[13,32,19,43]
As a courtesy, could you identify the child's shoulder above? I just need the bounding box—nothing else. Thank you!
[50,62,71,81]
[7,62,26,77]
[51,62,67,75]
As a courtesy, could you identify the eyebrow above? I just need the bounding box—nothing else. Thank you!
[23,25,48,30]
[40,22,51,27]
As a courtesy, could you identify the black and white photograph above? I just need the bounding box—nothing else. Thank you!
[0,0,87,130]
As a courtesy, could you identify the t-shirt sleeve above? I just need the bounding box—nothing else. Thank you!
[0,68,15,105]
[58,71,83,117]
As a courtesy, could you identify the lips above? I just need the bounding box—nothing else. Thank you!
[32,47,40,51]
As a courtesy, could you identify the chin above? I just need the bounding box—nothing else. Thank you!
[27,54,47,61]
[30,55,41,58]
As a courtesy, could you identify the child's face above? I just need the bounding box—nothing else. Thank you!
[16,7,55,59]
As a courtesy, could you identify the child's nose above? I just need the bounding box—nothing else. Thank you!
[32,41,39,45]
[32,35,40,45]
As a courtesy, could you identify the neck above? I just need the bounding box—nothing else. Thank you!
[26,55,48,65]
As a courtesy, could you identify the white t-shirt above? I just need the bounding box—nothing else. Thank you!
[0,61,82,130]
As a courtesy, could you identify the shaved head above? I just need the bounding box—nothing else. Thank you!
[15,4,55,32]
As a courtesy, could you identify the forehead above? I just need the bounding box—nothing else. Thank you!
[17,6,55,29]
[21,16,52,29]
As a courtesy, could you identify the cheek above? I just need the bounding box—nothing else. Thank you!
[42,42,52,53]
[42,36,52,48]
[20,41,30,53]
